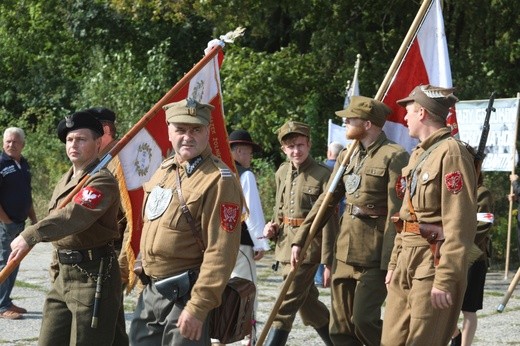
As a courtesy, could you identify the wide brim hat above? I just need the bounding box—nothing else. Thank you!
[163,98,214,126]
[57,111,104,143]
[229,130,262,153]
[396,84,458,119]
[335,95,391,127]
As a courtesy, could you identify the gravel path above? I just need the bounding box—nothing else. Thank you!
[1,242,519,345]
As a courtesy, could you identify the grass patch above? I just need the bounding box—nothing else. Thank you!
[15,280,46,291]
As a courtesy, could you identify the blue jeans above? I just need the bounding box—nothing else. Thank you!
[314,263,324,285]
[0,221,25,312]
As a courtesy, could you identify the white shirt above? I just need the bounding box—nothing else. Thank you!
[240,170,270,251]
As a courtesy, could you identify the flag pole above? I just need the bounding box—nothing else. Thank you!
[505,92,520,279]
[0,45,223,285]
[374,0,434,100]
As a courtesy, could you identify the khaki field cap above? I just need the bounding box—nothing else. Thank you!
[277,120,310,143]
[397,84,458,119]
[163,98,214,126]
[335,95,391,127]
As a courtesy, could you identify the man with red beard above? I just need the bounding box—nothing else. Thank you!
[292,96,409,345]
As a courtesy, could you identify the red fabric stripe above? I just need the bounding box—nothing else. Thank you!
[383,38,429,125]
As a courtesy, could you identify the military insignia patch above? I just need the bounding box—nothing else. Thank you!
[395,175,406,199]
[74,186,103,209]
[220,203,240,232]
[445,171,463,194]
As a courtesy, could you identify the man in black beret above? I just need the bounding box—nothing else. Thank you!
[10,111,122,345]
[86,107,130,346]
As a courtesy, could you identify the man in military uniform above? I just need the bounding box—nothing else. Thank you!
[381,85,477,345]
[129,99,243,345]
[87,107,130,346]
[262,120,338,345]
[291,96,409,346]
[9,111,122,345]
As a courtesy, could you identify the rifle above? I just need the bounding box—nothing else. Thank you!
[474,91,496,175]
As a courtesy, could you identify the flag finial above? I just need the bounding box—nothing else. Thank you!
[205,27,246,55]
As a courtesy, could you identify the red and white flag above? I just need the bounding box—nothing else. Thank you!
[381,0,457,152]
[117,38,238,284]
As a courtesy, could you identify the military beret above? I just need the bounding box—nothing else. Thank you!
[229,129,262,153]
[396,84,458,119]
[163,98,214,126]
[335,96,391,127]
[85,107,116,123]
[57,111,104,143]
[277,120,310,143]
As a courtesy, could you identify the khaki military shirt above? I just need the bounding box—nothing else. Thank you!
[140,146,243,321]
[272,156,338,265]
[293,133,409,269]
[21,159,120,249]
[389,128,477,294]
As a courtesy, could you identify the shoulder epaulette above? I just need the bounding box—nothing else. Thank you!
[219,168,233,178]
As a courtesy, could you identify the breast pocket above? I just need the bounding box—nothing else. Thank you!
[363,166,386,194]
[167,188,203,231]
[416,169,439,210]
[302,184,321,208]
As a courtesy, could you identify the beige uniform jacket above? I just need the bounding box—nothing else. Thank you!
[388,128,477,294]
[140,146,243,321]
[272,156,338,265]
[21,159,120,249]
[294,132,409,269]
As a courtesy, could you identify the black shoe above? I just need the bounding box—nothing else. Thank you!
[315,325,333,346]
[450,329,461,346]
[264,328,289,346]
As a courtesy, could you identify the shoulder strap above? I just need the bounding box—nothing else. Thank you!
[175,166,205,253]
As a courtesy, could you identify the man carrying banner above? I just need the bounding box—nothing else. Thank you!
[291,96,409,346]
[381,85,477,345]
[129,98,243,345]
[9,111,122,344]
[262,120,338,345]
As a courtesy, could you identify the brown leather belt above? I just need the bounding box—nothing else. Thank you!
[403,221,420,235]
[345,203,388,218]
[57,243,114,264]
[283,216,305,227]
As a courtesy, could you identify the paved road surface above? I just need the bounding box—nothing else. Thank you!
[1,242,519,345]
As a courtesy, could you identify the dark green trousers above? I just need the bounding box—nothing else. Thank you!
[39,255,121,346]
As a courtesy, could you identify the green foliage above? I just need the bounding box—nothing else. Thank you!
[252,157,277,221]
[0,0,519,259]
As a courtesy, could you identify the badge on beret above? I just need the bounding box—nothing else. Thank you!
[395,175,406,200]
[65,115,74,128]
[220,203,240,232]
[74,186,103,209]
[445,171,463,194]
[186,98,197,116]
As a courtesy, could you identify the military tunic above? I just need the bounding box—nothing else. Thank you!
[99,139,130,346]
[382,128,477,346]
[271,156,338,331]
[20,159,122,346]
[293,132,409,346]
[130,146,243,345]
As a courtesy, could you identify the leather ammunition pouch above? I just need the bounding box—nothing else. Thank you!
[391,212,403,232]
[154,269,198,302]
[419,223,445,266]
[56,243,114,264]
[346,203,387,219]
